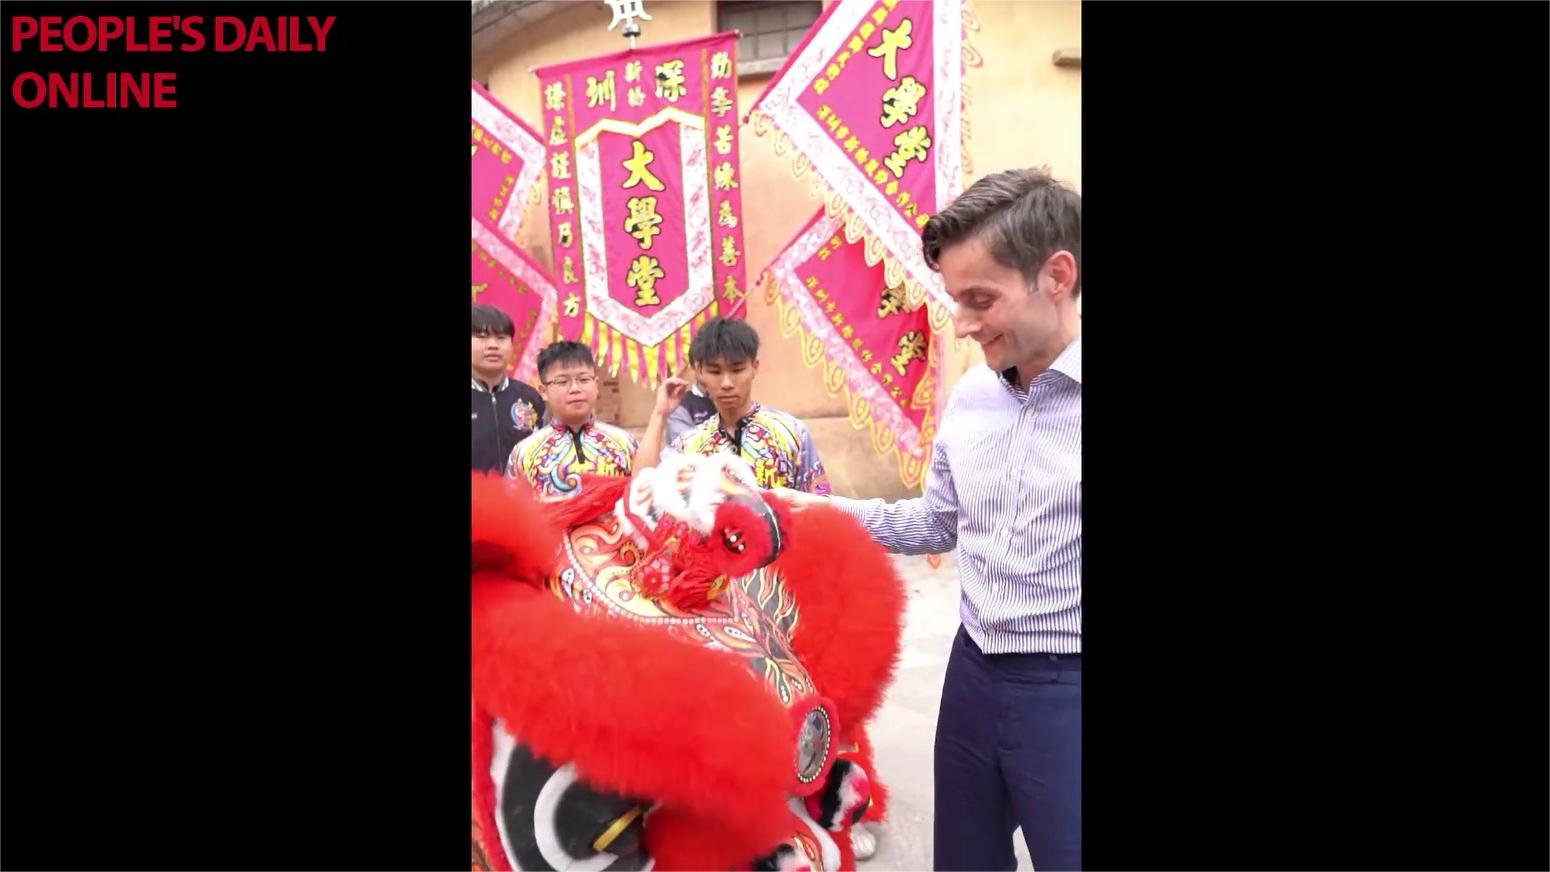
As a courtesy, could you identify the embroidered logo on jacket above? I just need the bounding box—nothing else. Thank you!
[511,399,538,431]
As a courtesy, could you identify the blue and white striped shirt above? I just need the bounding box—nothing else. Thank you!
[833,337,1082,654]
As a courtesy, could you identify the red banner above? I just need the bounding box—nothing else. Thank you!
[535,32,749,389]
[472,81,546,245]
[763,210,940,490]
[472,219,559,386]
[749,0,972,320]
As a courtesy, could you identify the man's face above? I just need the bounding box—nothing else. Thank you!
[472,329,515,380]
[940,236,1060,374]
[540,361,599,426]
[695,355,758,420]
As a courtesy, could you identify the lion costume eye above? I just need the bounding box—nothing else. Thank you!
[722,529,746,553]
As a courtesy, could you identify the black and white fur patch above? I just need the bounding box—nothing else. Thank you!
[490,722,653,871]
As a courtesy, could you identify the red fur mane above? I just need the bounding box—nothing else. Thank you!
[770,504,905,742]
[470,473,558,586]
[470,474,906,871]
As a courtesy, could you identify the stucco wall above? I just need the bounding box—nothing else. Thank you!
[476,0,1080,499]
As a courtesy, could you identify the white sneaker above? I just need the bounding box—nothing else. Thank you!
[850,823,879,861]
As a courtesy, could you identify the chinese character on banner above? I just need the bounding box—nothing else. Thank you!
[470,220,560,387]
[761,209,942,492]
[472,81,546,245]
[535,32,748,388]
[748,0,969,323]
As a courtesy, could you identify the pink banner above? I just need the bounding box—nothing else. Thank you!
[764,210,940,490]
[472,80,546,245]
[472,218,560,386]
[535,32,749,388]
[749,0,967,316]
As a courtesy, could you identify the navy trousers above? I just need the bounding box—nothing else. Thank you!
[933,626,1082,871]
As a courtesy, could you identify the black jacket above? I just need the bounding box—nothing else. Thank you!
[472,376,545,474]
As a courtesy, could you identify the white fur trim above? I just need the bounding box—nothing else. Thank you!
[787,797,841,872]
[625,453,762,537]
[489,720,627,872]
[836,763,869,827]
[533,764,620,871]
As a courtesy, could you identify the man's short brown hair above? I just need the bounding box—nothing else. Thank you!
[921,168,1082,298]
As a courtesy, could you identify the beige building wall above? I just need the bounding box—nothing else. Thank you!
[476,0,1080,499]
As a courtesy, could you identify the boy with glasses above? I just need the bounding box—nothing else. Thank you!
[506,341,642,500]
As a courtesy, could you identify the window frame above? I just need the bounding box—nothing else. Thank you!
[715,0,822,75]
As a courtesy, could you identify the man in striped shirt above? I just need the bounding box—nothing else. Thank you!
[779,169,1082,870]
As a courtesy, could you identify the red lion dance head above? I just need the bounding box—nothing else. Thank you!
[472,453,904,871]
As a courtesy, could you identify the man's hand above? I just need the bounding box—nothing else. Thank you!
[772,486,827,510]
[652,376,690,419]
